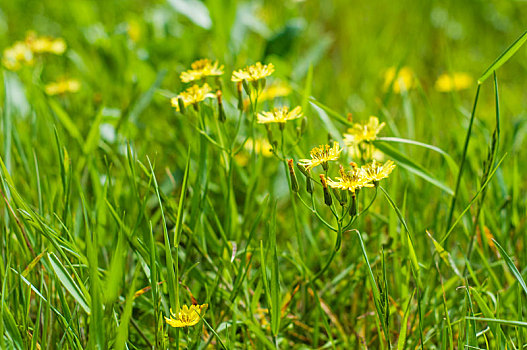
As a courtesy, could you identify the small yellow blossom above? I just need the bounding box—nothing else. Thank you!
[435,72,473,92]
[171,83,215,111]
[384,66,414,93]
[127,19,142,42]
[344,116,385,146]
[299,142,342,170]
[180,58,224,83]
[2,42,34,70]
[231,62,275,82]
[327,166,374,193]
[45,79,81,96]
[257,106,303,125]
[25,32,66,55]
[165,304,208,328]
[361,159,396,183]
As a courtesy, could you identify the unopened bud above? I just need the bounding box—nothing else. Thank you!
[265,124,274,143]
[300,117,307,135]
[287,159,299,193]
[237,82,243,110]
[320,174,332,206]
[306,170,313,194]
[216,90,226,122]
[349,193,357,217]
[242,80,250,95]
[177,96,186,115]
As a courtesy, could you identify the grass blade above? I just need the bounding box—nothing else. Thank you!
[493,238,527,297]
[478,30,527,84]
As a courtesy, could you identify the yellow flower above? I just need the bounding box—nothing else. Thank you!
[170,83,215,111]
[257,106,303,125]
[384,66,414,93]
[2,42,34,70]
[45,79,81,96]
[299,142,342,170]
[165,304,208,328]
[327,166,374,193]
[231,62,275,82]
[435,72,473,92]
[180,58,224,83]
[344,116,385,146]
[25,32,66,55]
[361,159,395,183]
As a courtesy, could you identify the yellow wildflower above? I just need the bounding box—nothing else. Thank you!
[299,142,342,171]
[170,83,215,111]
[165,304,208,328]
[25,32,66,55]
[327,165,374,193]
[384,66,414,93]
[231,62,274,82]
[344,116,385,146]
[2,42,34,70]
[45,79,81,96]
[180,58,224,83]
[435,72,473,92]
[127,19,142,42]
[361,159,396,183]
[257,106,303,125]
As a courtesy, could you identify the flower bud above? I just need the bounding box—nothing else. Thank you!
[287,159,299,193]
[177,96,186,115]
[349,194,357,217]
[242,80,250,95]
[216,90,226,122]
[237,82,243,110]
[306,168,313,194]
[320,174,332,206]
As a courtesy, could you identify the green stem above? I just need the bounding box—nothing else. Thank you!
[444,85,481,239]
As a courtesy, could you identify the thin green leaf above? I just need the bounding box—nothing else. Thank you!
[479,30,527,84]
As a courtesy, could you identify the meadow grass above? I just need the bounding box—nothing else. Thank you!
[2,1,527,349]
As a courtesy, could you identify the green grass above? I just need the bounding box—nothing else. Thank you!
[2,0,527,348]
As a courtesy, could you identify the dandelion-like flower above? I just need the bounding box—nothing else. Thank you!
[2,42,34,70]
[171,83,215,111]
[384,66,414,93]
[45,79,81,96]
[299,142,342,171]
[257,106,303,125]
[435,72,472,92]
[231,62,275,82]
[327,165,374,193]
[361,159,396,184]
[165,304,208,328]
[25,32,66,55]
[180,58,224,83]
[344,116,385,146]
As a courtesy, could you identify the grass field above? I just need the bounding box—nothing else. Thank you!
[2,0,527,349]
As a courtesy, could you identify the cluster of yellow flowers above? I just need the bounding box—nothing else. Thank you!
[327,161,395,193]
[44,78,81,96]
[384,66,473,93]
[172,59,303,128]
[2,31,66,70]
[298,140,395,195]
